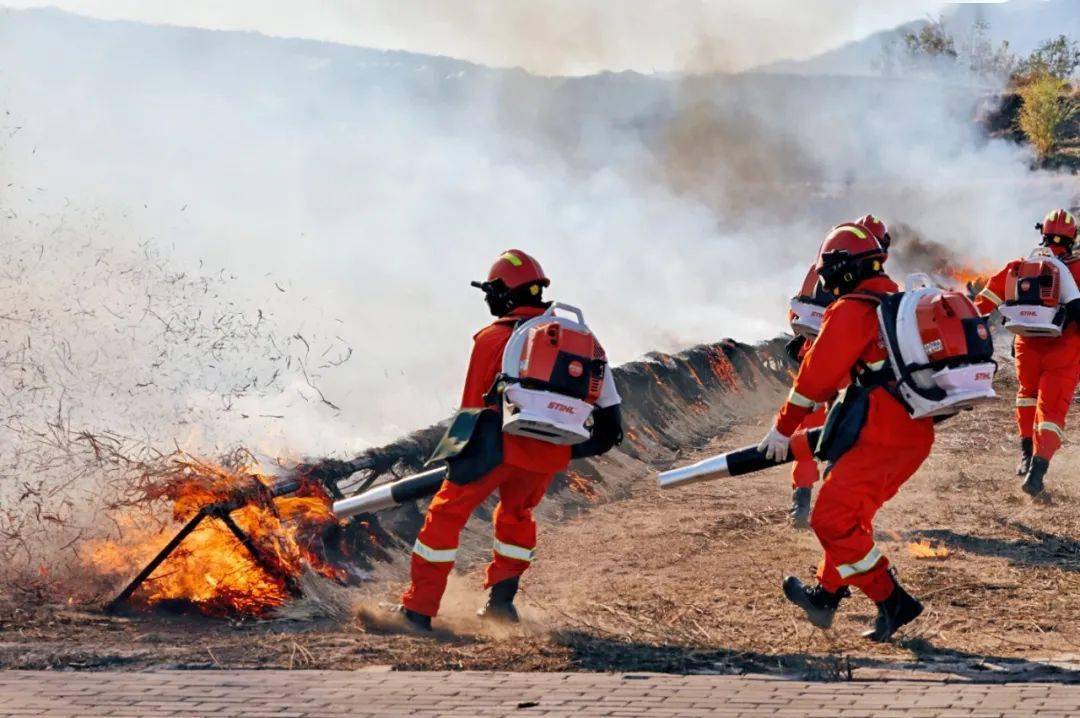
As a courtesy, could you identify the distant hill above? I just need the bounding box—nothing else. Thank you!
[754,0,1080,78]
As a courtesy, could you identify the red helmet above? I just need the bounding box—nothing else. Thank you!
[816,224,886,294]
[1037,209,1077,249]
[854,213,891,253]
[486,249,550,291]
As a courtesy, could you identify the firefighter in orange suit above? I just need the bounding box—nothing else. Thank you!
[784,215,890,528]
[784,270,830,529]
[759,224,932,642]
[390,250,623,631]
[973,209,1080,501]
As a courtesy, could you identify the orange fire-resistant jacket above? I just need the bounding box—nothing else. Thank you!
[974,253,1080,459]
[775,274,934,446]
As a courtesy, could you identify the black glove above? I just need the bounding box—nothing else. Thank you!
[572,404,624,459]
[1067,298,1080,325]
[785,335,807,363]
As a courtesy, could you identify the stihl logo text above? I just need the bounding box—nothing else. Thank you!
[547,401,576,414]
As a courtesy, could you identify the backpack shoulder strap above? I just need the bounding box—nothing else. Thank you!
[840,290,893,387]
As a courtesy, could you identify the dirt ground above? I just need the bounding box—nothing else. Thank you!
[1,377,1079,681]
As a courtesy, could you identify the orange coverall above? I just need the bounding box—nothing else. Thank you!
[775,275,935,602]
[401,306,571,618]
[974,255,1080,462]
[790,337,826,490]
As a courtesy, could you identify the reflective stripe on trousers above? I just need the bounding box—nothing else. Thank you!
[787,388,816,408]
[1037,421,1065,440]
[836,544,884,579]
[493,538,535,562]
[412,539,457,563]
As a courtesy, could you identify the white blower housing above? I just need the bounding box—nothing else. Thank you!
[499,303,610,446]
[880,274,997,419]
[998,251,1080,338]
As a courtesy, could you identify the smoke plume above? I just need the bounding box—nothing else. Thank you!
[0,5,1077,571]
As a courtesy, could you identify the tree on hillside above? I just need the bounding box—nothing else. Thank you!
[963,21,1015,80]
[884,18,1078,162]
[1015,35,1080,82]
[1016,72,1077,160]
[904,17,958,64]
[880,16,1014,81]
[1011,36,1079,162]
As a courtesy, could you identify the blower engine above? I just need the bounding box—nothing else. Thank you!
[875,274,997,419]
[498,303,608,445]
[998,250,1080,337]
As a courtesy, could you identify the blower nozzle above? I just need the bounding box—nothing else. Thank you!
[657,427,822,490]
[332,467,447,519]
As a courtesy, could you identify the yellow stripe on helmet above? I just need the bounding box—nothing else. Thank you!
[826,224,868,241]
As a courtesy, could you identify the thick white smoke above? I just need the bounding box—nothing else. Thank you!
[0,4,1075,467]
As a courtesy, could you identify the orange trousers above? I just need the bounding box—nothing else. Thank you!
[811,436,933,602]
[400,464,555,617]
[791,406,827,489]
[1014,336,1080,461]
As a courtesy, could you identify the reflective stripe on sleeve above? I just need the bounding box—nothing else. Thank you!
[493,539,536,562]
[1016,397,1037,408]
[787,389,816,409]
[413,540,457,563]
[836,545,884,579]
[1037,421,1065,440]
[978,287,1003,307]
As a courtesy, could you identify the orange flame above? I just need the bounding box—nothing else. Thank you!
[88,460,341,617]
[907,539,950,559]
[707,347,740,391]
[936,264,990,295]
[564,470,599,501]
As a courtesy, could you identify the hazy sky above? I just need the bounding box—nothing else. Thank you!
[2,1,1002,75]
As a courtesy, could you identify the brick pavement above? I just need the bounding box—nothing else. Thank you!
[1,670,1079,717]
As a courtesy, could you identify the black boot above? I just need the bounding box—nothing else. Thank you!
[789,487,812,529]
[1016,438,1033,476]
[477,577,520,624]
[782,576,850,629]
[384,604,433,632]
[1022,457,1051,503]
[862,577,923,643]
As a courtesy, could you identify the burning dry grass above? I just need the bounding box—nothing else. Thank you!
[85,450,343,618]
[707,346,741,392]
[908,539,951,559]
[1,376,1078,679]
[0,214,351,606]
[890,222,994,292]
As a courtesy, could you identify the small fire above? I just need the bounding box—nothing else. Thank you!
[936,264,991,296]
[907,539,950,559]
[707,346,740,391]
[564,470,599,500]
[89,457,343,617]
